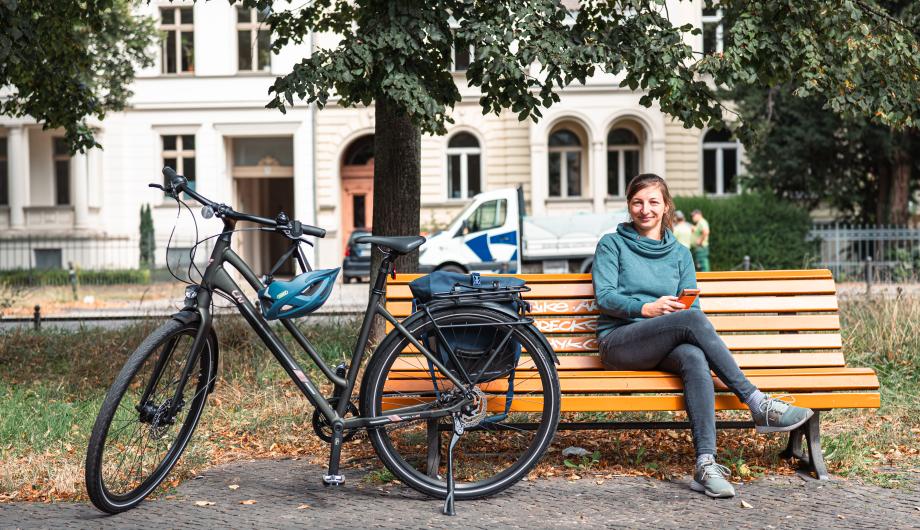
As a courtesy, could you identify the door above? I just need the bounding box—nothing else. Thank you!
[340,135,374,254]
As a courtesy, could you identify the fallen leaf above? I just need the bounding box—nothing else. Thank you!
[297,504,311,510]
[228,484,240,490]
[595,479,605,485]
[740,500,754,509]
[837,515,845,520]
[194,501,215,507]
[240,499,257,505]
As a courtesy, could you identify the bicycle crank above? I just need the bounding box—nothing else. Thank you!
[312,398,360,443]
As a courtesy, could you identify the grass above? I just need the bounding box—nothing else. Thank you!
[1,295,918,502]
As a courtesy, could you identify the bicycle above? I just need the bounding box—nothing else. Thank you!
[85,167,560,515]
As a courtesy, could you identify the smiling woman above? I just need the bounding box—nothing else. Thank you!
[591,173,814,499]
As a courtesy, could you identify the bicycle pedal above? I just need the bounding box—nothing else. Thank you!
[322,474,345,486]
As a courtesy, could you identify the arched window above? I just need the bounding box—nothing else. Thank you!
[702,128,740,194]
[548,128,584,197]
[606,127,641,197]
[343,135,374,166]
[446,132,481,199]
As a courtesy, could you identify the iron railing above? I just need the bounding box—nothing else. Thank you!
[810,224,920,283]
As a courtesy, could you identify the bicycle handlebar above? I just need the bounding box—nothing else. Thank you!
[153,166,326,238]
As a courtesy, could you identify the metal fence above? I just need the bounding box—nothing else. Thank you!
[0,235,212,285]
[810,224,920,283]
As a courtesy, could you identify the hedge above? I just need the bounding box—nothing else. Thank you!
[0,268,152,287]
[672,193,817,271]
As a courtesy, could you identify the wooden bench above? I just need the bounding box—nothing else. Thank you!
[384,269,880,480]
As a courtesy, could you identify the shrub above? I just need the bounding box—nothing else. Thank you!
[0,268,151,286]
[673,193,817,271]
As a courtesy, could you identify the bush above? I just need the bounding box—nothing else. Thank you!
[673,193,817,271]
[0,268,151,287]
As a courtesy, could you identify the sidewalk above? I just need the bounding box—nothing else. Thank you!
[2,460,917,529]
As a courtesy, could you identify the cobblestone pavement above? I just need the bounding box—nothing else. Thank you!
[2,459,918,529]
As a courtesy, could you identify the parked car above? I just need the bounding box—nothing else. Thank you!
[342,229,372,283]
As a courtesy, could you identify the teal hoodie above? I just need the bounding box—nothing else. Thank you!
[592,222,699,338]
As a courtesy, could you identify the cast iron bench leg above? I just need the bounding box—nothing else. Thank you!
[781,411,829,481]
[804,411,830,480]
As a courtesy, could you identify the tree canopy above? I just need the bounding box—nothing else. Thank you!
[261,0,920,139]
[734,1,920,224]
[0,0,156,153]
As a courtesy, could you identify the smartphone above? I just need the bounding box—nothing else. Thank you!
[678,288,700,309]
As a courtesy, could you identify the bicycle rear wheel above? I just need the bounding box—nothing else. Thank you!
[360,306,560,500]
[85,319,214,513]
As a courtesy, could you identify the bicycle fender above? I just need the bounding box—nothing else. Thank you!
[169,310,220,394]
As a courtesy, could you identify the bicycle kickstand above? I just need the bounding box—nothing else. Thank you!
[443,415,464,516]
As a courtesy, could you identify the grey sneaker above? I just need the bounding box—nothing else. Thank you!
[690,457,736,498]
[752,395,814,433]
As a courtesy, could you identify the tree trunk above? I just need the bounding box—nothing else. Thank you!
[888,134,911,226]
[367,94,421,343]
[875,163,890,225]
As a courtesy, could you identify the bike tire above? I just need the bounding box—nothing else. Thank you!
[360,306,560,500]
[85,319,214,513]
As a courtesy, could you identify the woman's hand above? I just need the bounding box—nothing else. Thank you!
[641,296,686,317]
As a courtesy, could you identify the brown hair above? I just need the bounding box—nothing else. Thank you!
[625,173,675,238]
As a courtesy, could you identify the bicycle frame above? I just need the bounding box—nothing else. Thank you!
[167,215,473,438]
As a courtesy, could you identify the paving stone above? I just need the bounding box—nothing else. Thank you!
[1,460,918,529]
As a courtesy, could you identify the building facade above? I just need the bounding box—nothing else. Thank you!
[311,1,742,270]
[1,1,741,276]
[0,1,314,275]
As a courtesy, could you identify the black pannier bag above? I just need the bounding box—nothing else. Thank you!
[408,271,528,385]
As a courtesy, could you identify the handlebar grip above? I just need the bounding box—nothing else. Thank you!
[161,166,187,191]
[303,225,326,238]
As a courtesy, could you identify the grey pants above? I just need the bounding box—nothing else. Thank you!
[598,310,759,456]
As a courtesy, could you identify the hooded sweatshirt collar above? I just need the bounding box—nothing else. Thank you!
[615,222,677,258]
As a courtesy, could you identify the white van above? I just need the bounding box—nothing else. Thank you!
[419,188,628,274]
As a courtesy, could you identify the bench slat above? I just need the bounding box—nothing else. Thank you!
[389,270,835,285]
[701,296,839,313]
[389,332,841,355]
[385,278,838,300]
[380,392,880,413]
[544,333,841,353]
[390,352,847,372]
[530,314,841,334]
[696,279,837,296]
[383,368,878,393]
[386,295,841,317]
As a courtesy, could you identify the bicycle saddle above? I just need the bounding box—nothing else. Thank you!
[258,268,340,319]
[355,235,425,255]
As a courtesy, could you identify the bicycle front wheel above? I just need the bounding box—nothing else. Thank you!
[85,319,214,513]
[360,306,560,500]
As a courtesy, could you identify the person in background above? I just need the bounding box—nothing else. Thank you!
[673,210,693,250]
[691,209,711,272]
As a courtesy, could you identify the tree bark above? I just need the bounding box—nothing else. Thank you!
[875,163,890,225]
[368,94,421,343]
[888,133,911,226]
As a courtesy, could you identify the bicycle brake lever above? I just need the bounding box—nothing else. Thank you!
[148,183,166,191]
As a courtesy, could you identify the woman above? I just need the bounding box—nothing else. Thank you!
[592,174,813,498]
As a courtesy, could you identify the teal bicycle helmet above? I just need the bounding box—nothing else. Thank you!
[258,268,340,320]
